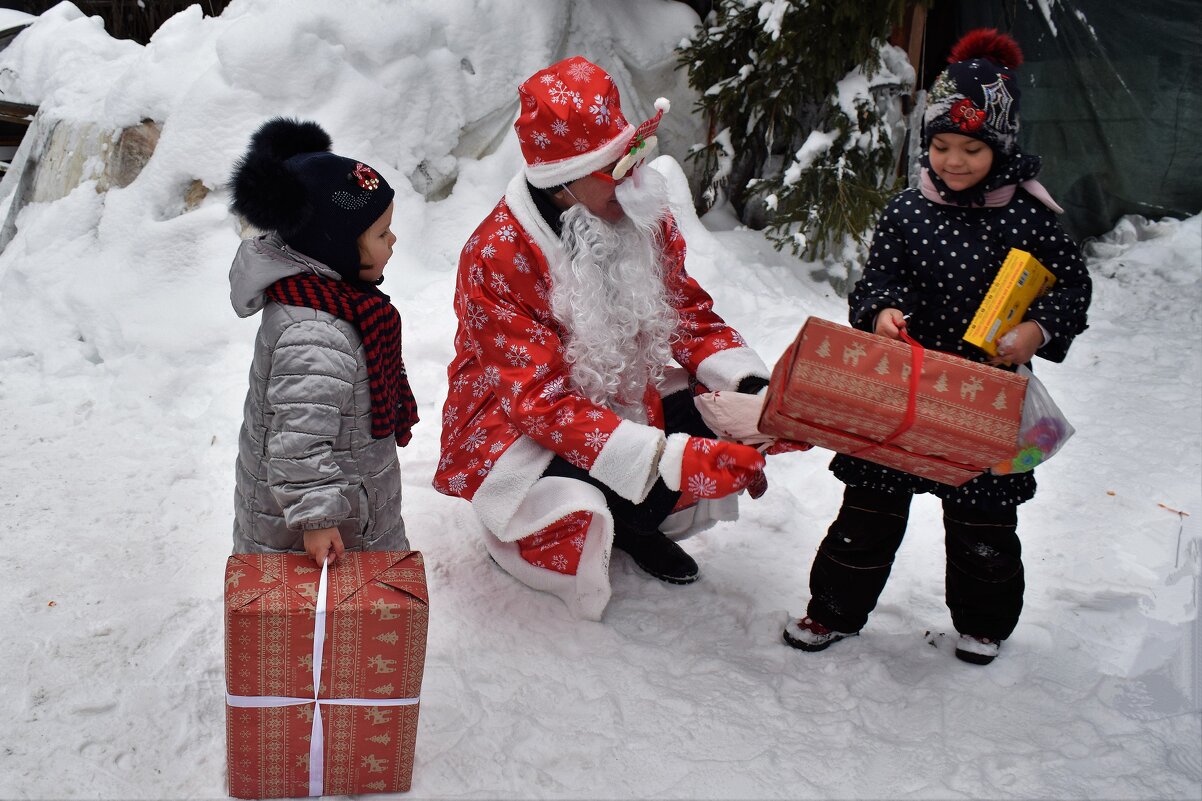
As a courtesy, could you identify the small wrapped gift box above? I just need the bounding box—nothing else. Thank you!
[759,317,1026,486]
[964,248,1056,356]
[224,551,428,798]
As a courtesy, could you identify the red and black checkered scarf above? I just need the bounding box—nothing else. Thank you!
[265,273,418,446]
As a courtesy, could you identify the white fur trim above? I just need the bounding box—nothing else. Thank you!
[472,435,556,537]
[659,366,691,397]
[655,97,670,113]
[498,475,602,542]
[658,432,691,492]
[504,172,564,261]
[694,347,770,392]
[588,419,665,504]
[482,476,615,620]
[524,126,638,189]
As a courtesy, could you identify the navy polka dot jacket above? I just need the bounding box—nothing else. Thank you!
[831,186,1092,507]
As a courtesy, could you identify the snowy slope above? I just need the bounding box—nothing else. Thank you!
[0,2,1198,799]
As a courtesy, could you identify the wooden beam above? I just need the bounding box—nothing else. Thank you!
[0,101,38,126]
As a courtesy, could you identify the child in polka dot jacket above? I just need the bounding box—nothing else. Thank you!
[783,29,1092,665]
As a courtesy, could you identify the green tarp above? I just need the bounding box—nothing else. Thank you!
[930,0,1201,241]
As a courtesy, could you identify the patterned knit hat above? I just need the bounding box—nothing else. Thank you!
[923,29,1024,156]
[516,56,668,188]
[231,118,395,280]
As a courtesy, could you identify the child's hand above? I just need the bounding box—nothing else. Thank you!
[303,526,345,566]
[990,321,1042,366]
[874,308,907,340]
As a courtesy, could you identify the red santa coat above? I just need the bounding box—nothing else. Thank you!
[435,172,769,549]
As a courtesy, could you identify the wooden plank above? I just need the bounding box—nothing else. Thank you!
[0,101,37,126]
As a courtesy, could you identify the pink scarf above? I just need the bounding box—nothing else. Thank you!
[920,168,1064,214]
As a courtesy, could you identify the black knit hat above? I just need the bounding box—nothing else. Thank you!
[230,118,395,280]
[923,29,1024,156]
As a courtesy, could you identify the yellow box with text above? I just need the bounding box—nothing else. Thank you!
[964,248,1056,355]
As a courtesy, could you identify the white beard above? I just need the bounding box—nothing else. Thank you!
[549,167,678,412]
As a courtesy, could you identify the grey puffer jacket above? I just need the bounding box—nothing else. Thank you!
[229,234,408,554]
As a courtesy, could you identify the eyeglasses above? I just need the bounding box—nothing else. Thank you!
[588,165,627,185]
[588,156,648,186]
[589,129,660,185]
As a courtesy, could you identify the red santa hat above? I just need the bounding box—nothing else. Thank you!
[516,56,669,188]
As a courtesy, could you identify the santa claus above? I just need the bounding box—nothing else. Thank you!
[435,56,775,619]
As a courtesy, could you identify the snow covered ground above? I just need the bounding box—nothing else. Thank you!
[0,2,1198,799]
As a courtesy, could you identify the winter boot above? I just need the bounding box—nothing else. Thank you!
[612,525,699,585]
[782,616,858,652]
[954,634,1000,665]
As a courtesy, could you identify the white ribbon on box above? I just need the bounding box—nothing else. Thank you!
[226,559,419,797]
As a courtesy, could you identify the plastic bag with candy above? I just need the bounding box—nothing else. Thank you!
[991,365,1075,474]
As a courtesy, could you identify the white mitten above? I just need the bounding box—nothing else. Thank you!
[693,391,774,447]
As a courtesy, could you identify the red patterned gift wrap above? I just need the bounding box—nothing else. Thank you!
[758,317,1026,486]
[224,551,428,798]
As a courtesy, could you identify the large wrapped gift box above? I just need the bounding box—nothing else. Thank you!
[758,317,1026,486]
[224,551,428,798]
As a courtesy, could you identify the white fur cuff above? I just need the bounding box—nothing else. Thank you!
[589,419,665,504]
[658,432,691,492]
[695,347,770,392]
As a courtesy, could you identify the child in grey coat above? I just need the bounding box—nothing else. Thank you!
[228,118,417,566]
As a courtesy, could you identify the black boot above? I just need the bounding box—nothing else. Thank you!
[612,525,699,585]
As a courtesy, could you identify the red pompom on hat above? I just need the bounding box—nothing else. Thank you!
[515,56,668,188]
[948,28,1024,69]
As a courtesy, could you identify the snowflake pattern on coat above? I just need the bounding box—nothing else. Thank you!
[435,195,753,501]
[517,511,593,575]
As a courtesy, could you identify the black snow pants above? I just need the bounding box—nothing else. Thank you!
[806,485,1025,640]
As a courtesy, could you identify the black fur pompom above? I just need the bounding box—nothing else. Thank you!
[230,118,333,234]
[247,117,332,162]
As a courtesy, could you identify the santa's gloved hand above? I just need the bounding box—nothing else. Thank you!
[747,469,769,499]
[659,433,765,500]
